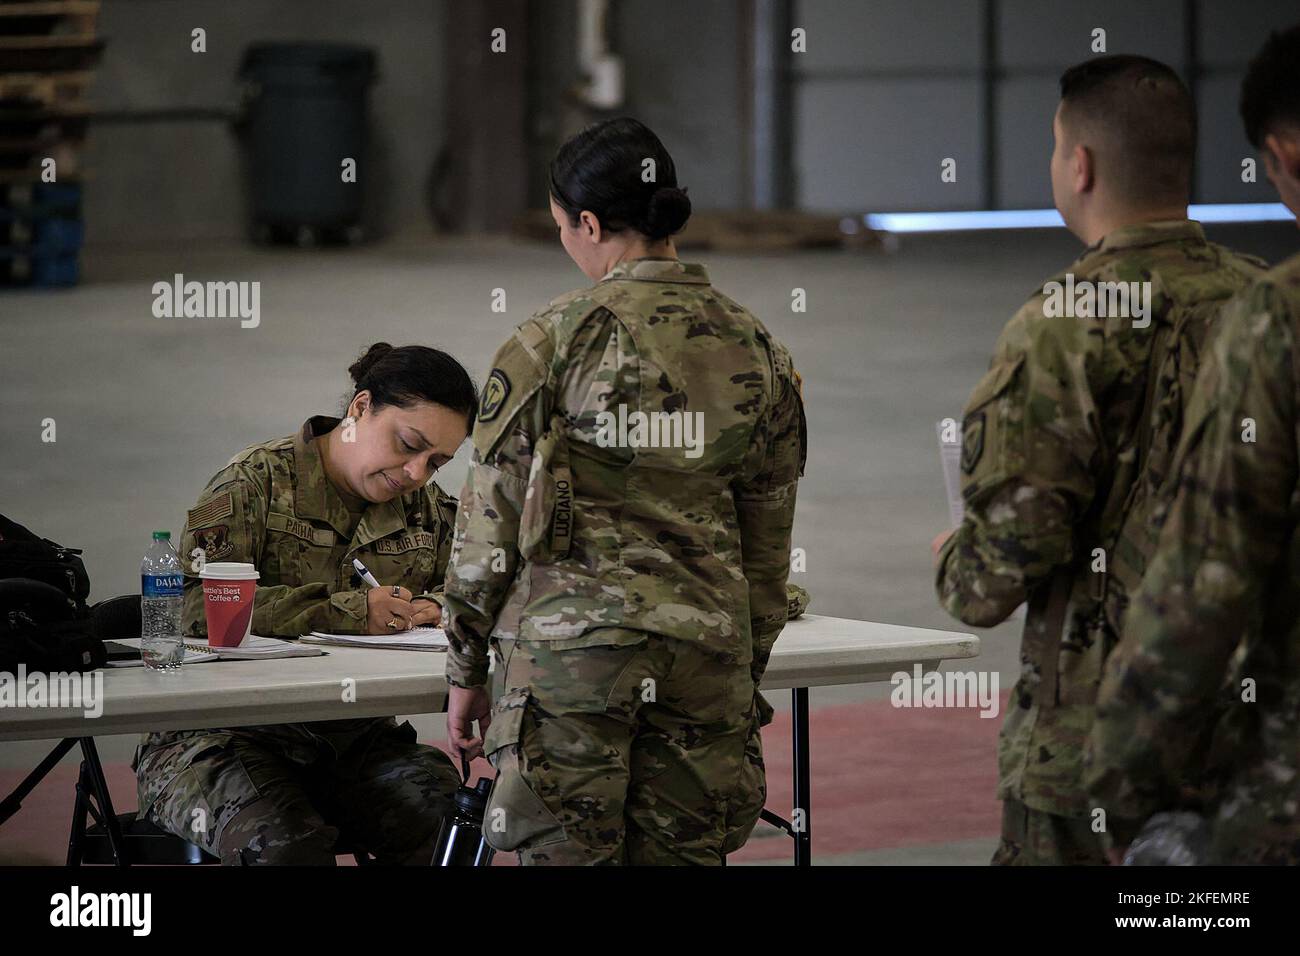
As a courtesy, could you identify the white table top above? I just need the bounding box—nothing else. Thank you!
[0,614,978,741]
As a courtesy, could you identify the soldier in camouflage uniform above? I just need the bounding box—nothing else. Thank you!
[441,118,806,865]
[136,344,477,864]
[1086,26,1300,864]
[933,56,1265,865]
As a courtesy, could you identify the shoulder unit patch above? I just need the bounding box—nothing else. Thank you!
[479,368,511,422]
[961,411,986,474]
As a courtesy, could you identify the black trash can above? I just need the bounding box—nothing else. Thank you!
[238,43,377,244]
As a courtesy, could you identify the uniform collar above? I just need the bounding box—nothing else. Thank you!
[1084,219,1206,258]
[293,416,407,546]
[599,257,710,284]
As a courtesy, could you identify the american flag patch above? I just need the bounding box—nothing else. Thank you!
[187,491,233,529]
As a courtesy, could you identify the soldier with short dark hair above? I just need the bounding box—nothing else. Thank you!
[441,117,806,865]
[1086,24,1300,865]
[933,55,1266,865]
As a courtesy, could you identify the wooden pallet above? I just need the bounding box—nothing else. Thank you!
[0,166,87,184]
[0,103,88,120]
[0,34,97,48]
[0,68,92,105]
[0,141,80,174]
[0,2,100,37]
[0,128,85,149]
[0,35,103,71]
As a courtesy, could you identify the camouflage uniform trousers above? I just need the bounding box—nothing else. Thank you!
[136,717,460,865]
[991,797,1107,865]
[482,630,767,865]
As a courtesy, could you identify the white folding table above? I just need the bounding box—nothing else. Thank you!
[0,614,979,865]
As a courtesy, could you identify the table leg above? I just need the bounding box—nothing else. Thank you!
[72,738,128,867]
[66,774,88,866]
[792,686,811,866]
[0,736,77,827]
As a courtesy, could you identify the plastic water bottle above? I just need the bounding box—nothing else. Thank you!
[141,530,184,670]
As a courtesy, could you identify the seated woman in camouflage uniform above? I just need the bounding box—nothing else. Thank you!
[135,343,476,864]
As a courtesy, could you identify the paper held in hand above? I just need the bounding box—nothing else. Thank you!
[937,418,964,527]
[937,418,1027,620]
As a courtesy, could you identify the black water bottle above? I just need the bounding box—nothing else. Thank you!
[432,759,496,866]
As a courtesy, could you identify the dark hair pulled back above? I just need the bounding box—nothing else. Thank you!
[346,342,477,426]
[550,116,692,241]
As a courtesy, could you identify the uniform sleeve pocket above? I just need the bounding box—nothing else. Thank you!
[517,423,573,563]
[959,355,1024,480]
[481,687,566,852]
[517,441,557,563]
[964,355,1024,415]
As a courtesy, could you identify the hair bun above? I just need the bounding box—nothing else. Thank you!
[348,342,394,386]
[643,186,691,239]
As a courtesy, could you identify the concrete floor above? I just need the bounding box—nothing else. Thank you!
[2,221,1295,864]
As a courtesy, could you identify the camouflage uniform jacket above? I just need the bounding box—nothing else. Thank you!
[442,257,806,688]
[935,220,1265,817]
[1086,252,1300,859]
[138,416,457,762]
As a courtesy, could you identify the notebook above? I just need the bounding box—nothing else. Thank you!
[184,635,325,659]
[300,627,449,651]
[104,635,323,666]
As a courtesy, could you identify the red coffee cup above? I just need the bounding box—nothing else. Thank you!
[200,562,260,647]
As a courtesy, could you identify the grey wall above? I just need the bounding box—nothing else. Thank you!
[792,0,985,212]
[86,0,447,243]
[79,0,1298,241]
[792,0,1296,212]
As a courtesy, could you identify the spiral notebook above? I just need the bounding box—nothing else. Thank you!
[106,635,323,666]
[300,627,449,651]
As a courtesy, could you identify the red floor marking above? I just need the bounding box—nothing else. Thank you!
[0,760,140,865]
[0,693,1006,865]
[727,690,1006,863]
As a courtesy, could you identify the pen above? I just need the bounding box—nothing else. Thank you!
[352,557,383,590]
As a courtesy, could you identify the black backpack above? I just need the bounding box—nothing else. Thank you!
[0,513,90,610]
[0,514,105,672]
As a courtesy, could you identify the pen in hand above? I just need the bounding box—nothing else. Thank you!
[354,557,414,632]
[353,557,440,630]
[352,557,383,589]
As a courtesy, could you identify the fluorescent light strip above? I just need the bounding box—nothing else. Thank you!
[1189,202,1294,223]
[864,203,1292,233]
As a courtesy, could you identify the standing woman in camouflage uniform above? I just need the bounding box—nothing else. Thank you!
[442,118,806,865]
[136,343,475,864]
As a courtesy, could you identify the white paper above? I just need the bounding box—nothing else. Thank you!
[937,418,965,527]
[302,627,449,651]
